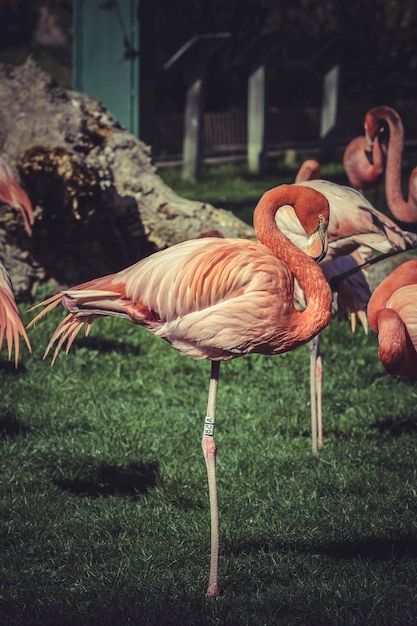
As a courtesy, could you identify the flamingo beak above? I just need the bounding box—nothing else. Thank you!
[365,149,373,165]
[306,218,328,263]
[364,128,374,165]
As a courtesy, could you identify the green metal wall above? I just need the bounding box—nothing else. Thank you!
[73,0,140,136]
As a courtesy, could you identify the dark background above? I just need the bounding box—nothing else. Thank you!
[1,0,416,114]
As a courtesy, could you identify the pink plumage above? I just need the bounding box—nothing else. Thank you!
[368,259,417,377]
[29,183,333,597]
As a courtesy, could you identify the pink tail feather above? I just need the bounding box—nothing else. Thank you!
[0,285,31,367]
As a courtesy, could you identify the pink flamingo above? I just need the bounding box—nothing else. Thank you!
[295,162,374,331]
[307,250,371,450]
[343,123,388,194]
[364,106,417,223]
[367,260,417,377]
[294,162,372,450]
[28,184,332,597]
[0,157,33,365]
[280,169,417,450]
[283,179,417,260]
[295,159,320,184]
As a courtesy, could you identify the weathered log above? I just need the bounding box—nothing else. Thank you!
[0,57,254,298]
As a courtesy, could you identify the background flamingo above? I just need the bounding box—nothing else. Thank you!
[294,159,320,184]
[343,123,388,194]
[0,157,33,365]
[284,178,417,260]
[367,259,417,377]
[293,162,373,450]
[309,250,371,450]
[285,169,417,448]
[364,106,417,223]
[28,184,333,598]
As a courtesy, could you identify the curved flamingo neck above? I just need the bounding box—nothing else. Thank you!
[368,260,417,333]
[295,159,320,183]
[253,185,325,260]
[408,167,417,214]
[253,184,332,334]
[376,308,417,376]
[372,133,387,174]
[367,106,417,222]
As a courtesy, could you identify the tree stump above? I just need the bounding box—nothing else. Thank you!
[0,57,254,299]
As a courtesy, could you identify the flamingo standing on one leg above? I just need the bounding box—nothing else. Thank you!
[0,157,33,365]
[28,184,333,598]
[364,106,417,223]
[343,123,388,194]
[367,260,417,377]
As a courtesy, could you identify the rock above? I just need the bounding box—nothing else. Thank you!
[0,57,254,298]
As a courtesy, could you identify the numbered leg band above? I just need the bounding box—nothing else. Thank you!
[204,416,215,436]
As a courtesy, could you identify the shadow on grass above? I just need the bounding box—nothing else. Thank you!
[371,415,417,437]
[231,533,417,562]
[53,461,159,498]
[0,359,28,375]
[0,589,295,626]
[0,411,31,440]
[323,414,417,442]
[317,535,417,560]
[73,335,142,356]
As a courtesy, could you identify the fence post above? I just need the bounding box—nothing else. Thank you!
[247,59,268,175]
[164,34,230,182]
[320,52,340,162]
[246,41,269,176]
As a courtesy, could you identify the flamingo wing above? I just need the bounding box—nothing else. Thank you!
[294,179,417,257]
[321,254,371,321]
[30,237,307,363]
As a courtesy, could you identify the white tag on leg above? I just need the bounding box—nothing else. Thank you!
[204,416,215,436]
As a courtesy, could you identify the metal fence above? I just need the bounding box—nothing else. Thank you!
[152,103,417,161]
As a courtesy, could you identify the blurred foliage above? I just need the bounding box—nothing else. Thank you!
[1,1,417,115]
[154,0,417,113]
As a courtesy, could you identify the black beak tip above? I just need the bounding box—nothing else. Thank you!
[365,149,374,166]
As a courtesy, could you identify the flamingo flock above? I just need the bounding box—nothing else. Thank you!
[284,157,417,451]
[2,105,417,598]
[343,120,388,194]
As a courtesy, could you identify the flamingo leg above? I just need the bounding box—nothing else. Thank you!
[202,360,220,598]
[309,335,320,453]
[316,352,323,450]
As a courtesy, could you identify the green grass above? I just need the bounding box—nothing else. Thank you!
[2,161,417,625]
[1,298,417,625]
[158,159,349,225]
[158,149,417,227]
